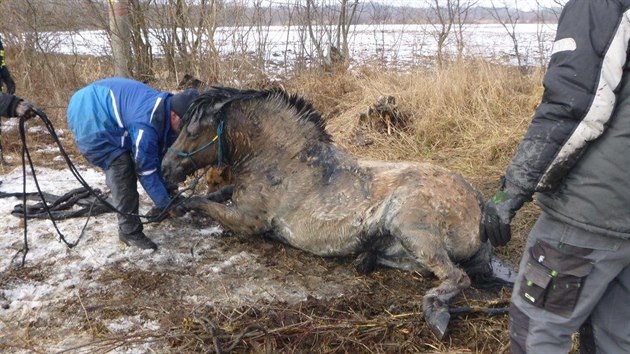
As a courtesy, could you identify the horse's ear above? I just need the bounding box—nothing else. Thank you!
[212,101,228,113]
[184,90,235,135]
[186,111,202,135]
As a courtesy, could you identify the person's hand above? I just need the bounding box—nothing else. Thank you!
[146,197,186,222]
[15,102,38,120]
[479,180,531,247]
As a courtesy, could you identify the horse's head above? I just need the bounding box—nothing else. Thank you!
[162,86,332,184]
[162,90,231,184]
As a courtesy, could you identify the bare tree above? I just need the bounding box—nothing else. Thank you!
[149,0,220,81]
[424,0,457,67]
[297,0,362,69]
[337,0,360,60]
[281,0,299,74]
[108,0,132,77]
[453,0,477,61]
[489,0,524,69]
[127,0,153,81]
[251,0,274,72]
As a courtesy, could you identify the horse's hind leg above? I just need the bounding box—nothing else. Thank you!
[386,226,470,339]
[420,249,471,339]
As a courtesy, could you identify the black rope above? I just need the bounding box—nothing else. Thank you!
[6,187,111,220]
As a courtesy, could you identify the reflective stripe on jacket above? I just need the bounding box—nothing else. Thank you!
[506,0,630,238]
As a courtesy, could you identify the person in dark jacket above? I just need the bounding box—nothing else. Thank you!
[67,77,198,251]
[0,93,39,184]
[0,37,16,94]
[480,1,630,353]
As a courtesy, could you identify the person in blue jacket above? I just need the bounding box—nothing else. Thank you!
[67,77,198,250]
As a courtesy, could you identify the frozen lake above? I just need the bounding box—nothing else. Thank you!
[47,23,558,72]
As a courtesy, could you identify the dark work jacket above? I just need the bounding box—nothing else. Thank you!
[0,93,21,117]
[505,0,630,239]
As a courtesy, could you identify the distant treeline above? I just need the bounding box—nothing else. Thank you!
[1,1,561,33]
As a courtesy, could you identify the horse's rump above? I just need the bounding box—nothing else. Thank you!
[356,159,482,261]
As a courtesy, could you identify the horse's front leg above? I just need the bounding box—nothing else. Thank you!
[184,196,266,235]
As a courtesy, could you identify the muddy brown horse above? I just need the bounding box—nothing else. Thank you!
[161,87,497,338]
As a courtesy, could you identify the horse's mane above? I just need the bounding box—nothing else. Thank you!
[183,86,332,142]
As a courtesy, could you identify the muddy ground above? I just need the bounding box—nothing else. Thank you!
[0,117,523,354]
[0,163,514,354]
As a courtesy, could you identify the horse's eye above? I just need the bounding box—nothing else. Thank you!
[187,130,198,139]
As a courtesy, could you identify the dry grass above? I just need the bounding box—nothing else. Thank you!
[284,61,543,189]
[2,53,555,353]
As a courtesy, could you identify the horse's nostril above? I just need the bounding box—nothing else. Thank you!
[161,163,174,181]
[162,162,185,184]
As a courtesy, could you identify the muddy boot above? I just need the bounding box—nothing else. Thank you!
[119,232,158,250]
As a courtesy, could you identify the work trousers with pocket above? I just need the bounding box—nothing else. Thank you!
[104,152,143,237]
[510,212,630,354]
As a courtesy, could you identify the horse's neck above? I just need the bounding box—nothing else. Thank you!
[231,137,359,185]
[227,115,320,170]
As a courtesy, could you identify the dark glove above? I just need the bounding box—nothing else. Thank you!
[0,67,15,94]
[479,179,531,247]
[146,197,186,222]
[146,206,168,222]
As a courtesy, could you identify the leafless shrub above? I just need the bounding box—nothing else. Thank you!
[488,0,524,70]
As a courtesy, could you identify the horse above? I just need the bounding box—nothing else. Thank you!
[161,87,496,339]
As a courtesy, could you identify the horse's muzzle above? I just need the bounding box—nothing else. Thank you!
[161,158,187,184]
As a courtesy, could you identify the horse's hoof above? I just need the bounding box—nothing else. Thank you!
[424,305,451,340]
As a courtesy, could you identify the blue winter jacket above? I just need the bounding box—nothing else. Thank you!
[67,77,177,209]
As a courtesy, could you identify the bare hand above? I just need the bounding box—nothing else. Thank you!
[15,102,38,120]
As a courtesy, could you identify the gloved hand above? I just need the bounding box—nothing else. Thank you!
[15,101,38,120]
[146,197,186,222]
[0,67,15,94]
[479,179,531,247]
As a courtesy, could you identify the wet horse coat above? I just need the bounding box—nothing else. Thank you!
[161,87,492,338]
